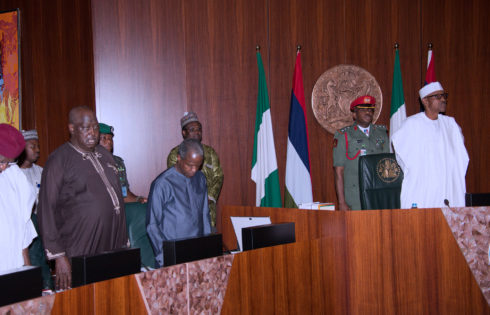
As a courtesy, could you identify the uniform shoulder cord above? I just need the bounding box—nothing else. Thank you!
[344,132,360,160]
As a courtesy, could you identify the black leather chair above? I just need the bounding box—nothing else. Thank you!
[358,153,404,210]
[124,202,155,268]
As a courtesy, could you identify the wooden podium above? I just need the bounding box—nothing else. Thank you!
[220,206,489,314]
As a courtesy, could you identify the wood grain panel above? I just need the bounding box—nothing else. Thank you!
[91,0,187,197]
[268,0,345,205]
[421,0,490,194]
[181,0,268,228]
[221,205,346,251]
[90,0,489,220]
[94,276,146,315]
[51,284,95,315]
[221,206,489,314]
[344,0,422,121]
[1,0,485,230]
[0,0,95,165]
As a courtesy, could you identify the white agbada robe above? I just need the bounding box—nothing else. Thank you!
[20,163,43,210]
[0,164,37,272]
[391,112,469,208]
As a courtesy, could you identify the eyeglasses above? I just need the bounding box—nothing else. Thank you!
[426,93,448,100]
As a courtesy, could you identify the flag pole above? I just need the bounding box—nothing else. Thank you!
[389,41,407,150]
[428,42,433,51]
[256,45,260,51]
[296,45,301,52]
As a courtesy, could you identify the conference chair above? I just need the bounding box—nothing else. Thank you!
[124,202,155,268]
[358,153,404,210]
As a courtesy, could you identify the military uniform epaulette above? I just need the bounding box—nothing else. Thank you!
[338,125,354,134]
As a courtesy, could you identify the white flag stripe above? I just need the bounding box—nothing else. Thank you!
[285,138,313,203]
[390,103,407,141]
[251,109,279,204]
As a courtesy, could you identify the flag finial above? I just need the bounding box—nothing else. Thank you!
[394,42,399,50]
[256,45,260,51]
[428,43,433,50]
[296,45,301,52]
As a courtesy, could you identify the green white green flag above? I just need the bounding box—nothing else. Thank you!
[251,52,282,207]
[389,49,407,149]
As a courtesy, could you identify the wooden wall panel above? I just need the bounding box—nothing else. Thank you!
[94,0,490,214]
[0,0,95,165]
[91,0,187,196]
[181,0,268,223]
[344,0,422,121]
[421,0,490,194]
[268,0,345,204]
[4,0,482,217]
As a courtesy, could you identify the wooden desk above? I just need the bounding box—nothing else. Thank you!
[2,207,488,314]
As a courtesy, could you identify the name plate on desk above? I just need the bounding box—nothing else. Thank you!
[71,248,140,288]
[242,222,295,251]
[163,234,222,267]
[0,266,42,307]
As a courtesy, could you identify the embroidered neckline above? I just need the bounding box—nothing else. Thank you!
[68,142,120,214]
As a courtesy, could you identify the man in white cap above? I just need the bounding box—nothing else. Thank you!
[167,112,223,229]
[17,129,54,290]
[391,82,469,208]
[18,129,43,204]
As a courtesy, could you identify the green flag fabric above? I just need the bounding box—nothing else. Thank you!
[389,49,407,147]
[251,52,282,207]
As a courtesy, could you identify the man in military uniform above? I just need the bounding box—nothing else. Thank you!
[167,112,223,229]
[99,123,147,203]
[333,95,389,210]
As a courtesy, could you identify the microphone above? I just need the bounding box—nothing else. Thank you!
[444,199,450,207]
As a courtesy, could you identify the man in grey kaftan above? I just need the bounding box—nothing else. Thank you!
[147,139,211,267]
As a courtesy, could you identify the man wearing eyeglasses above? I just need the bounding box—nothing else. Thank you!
[392,82,469,208]
[0,124,37,272]
[333,95,390,210]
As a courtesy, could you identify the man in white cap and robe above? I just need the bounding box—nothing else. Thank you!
[391,82,469,208]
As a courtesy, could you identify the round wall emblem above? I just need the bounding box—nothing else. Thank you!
[311,64,382,134]
[376,157,401,183]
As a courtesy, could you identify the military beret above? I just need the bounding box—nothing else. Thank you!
[350,95,376,112]
[0,124,25,159]
[99,123,114,136]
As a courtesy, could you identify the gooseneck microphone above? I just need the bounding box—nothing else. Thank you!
[444,199,450,207]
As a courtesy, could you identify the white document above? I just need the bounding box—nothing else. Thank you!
[230,216,271,251]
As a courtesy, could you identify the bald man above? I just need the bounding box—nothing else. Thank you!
[38,106,128,290]
[148,138,212,267]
